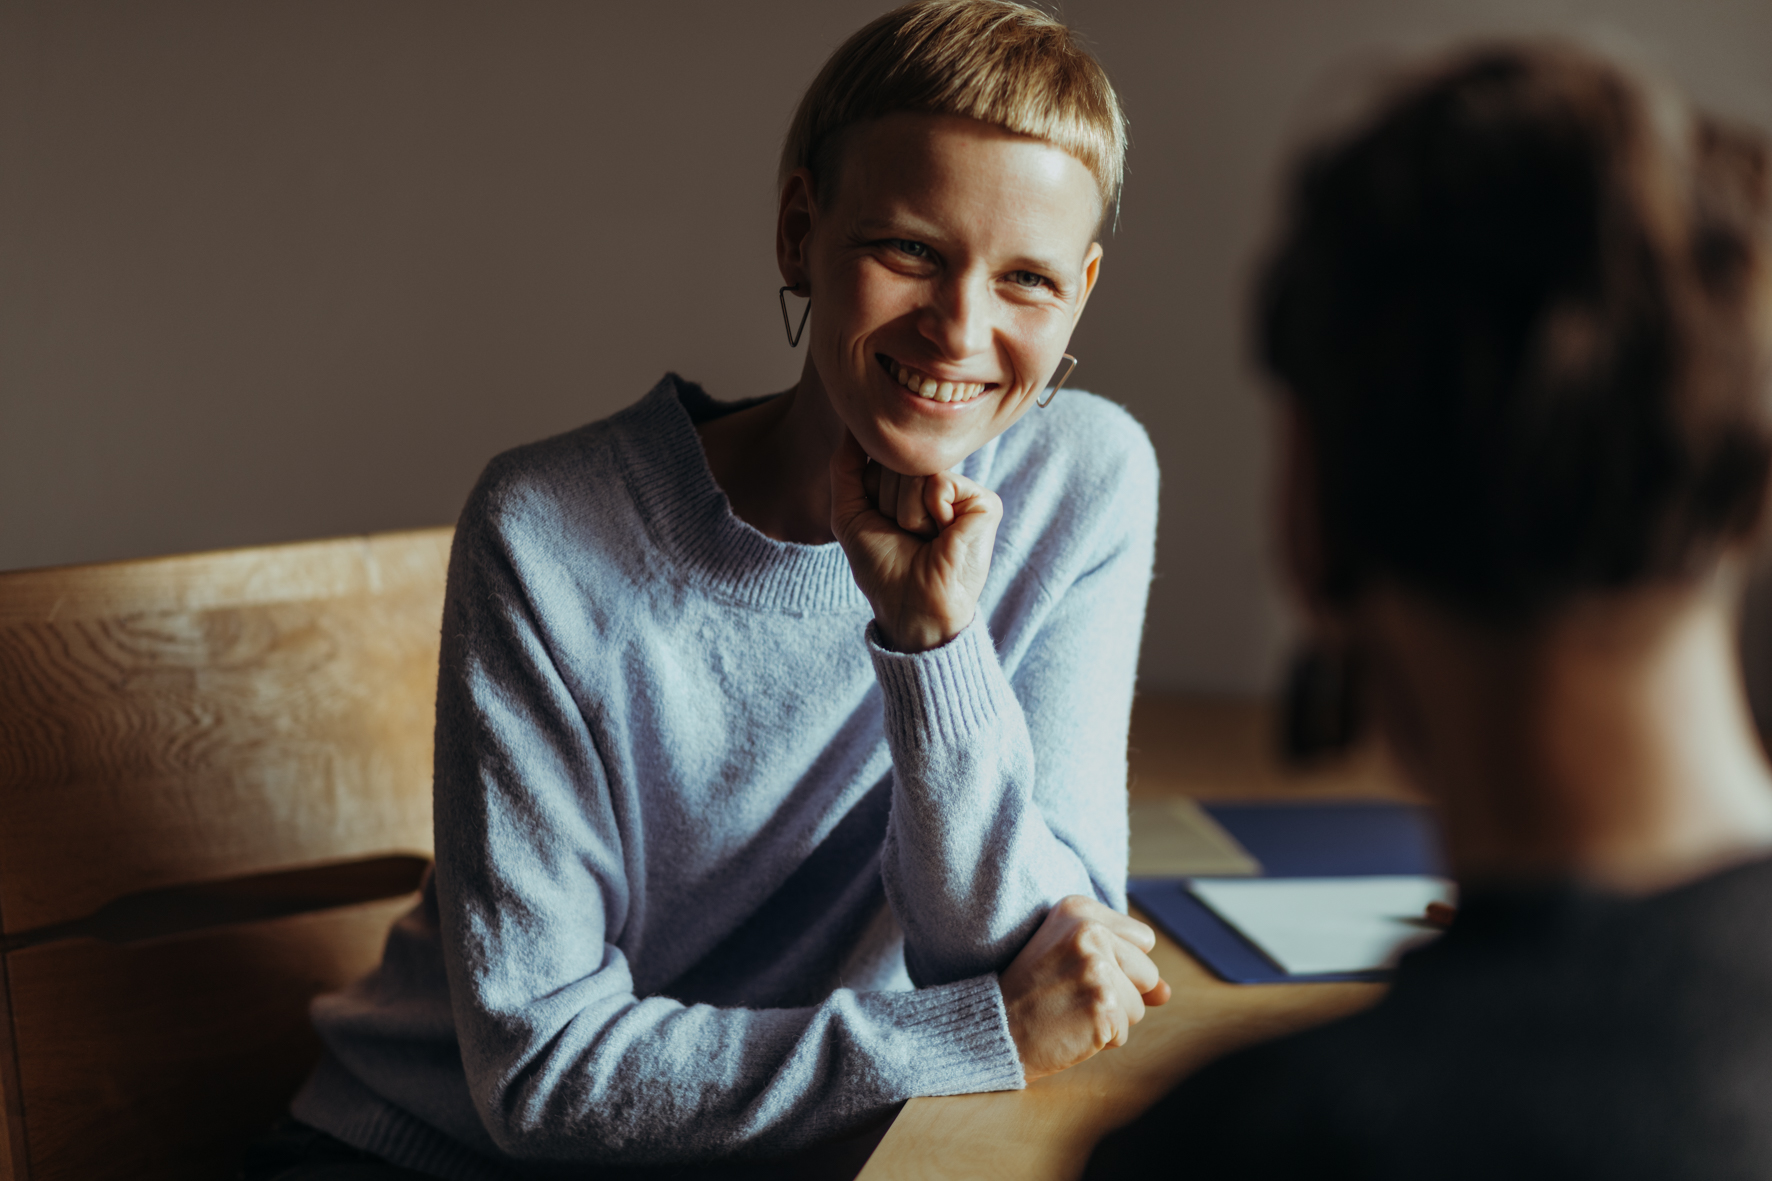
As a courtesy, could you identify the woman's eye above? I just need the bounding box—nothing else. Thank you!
[892,239,931,259]
[1009,270,1053,290]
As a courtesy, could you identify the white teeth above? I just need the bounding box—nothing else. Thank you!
[889,360,988,402]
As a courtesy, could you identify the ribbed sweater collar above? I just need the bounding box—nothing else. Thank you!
[616,373,871,614]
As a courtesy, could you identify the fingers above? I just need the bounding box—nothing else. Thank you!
[1096,910,1167,1013]
[1063,903,1150,1048]
[1115,975,1146,1042]
[1111,934,1163,998]
[1001,898,1173,1080]
[1053,895,1157,954]
[924,473,957,529]
[868,466,939,538]
[1098,909,1157,954]
[895,474,936,537]
[857,461,995,543]
[1051,896,1167,1041]
[940,468,989,506]
[1096,945,1144,1040]
[834,434,944,541]
[828,425,994,542]
[936,470,1002,531]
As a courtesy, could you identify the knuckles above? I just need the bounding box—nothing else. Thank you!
[1014,897,1162,1073]
[1052,894,1097,923]
[1060,925,1122,1008]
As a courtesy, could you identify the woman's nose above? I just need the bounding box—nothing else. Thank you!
[919,274,993,361]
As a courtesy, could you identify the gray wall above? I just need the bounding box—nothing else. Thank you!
[6,1,1772,694]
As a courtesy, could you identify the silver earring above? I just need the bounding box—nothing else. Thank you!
[1036,354,1079,408]
[779,285,810,347]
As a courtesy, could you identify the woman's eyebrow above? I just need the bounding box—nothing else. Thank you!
[1005,252,1070,278]
[854,214,945,241]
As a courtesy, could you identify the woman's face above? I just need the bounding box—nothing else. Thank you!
[779,112,1104,476]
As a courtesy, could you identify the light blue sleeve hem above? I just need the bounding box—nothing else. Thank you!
[865,617,1016,751]
[888,972,1026,1096]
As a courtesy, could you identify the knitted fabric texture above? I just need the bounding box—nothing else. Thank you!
[293,375,1158,1175]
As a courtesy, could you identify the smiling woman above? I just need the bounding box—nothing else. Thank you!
[702,110,1109,653]
[254,3,1164,1178]
[781,112,1101,471]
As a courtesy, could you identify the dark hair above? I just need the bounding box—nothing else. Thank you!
[1260,43,1772,621]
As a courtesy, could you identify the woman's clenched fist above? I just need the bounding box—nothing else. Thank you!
[999,896,1172,1082]
[830,430,1003,653]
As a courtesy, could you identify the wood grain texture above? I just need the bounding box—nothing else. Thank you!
[0,528,453,626]
[0,529,450,933]
[6,896,414,1181]
[859,924,1378,1181]
[856,695,1419,1180]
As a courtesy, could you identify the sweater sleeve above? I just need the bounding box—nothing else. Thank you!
[431,501,1024,1166]
[871,411,1157,986]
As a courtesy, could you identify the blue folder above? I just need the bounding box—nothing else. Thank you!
[1128,801,1444,984]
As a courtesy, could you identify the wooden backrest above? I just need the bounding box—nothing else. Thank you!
[0,527,452,1181]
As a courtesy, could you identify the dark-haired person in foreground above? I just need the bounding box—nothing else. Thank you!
[1088,43,1772,1179]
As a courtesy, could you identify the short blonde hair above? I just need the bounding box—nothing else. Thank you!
[780,0,1127,224]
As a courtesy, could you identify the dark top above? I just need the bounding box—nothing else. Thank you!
[1088,856,1772,1180]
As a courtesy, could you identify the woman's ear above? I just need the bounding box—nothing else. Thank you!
[776,168,818,293]
[1071,242,1104,324]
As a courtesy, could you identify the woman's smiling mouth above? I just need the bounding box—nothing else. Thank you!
[878,354,995,404]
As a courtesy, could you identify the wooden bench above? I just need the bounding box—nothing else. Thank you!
[0,528,452,1181]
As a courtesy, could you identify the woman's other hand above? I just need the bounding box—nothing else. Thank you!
[1000,896,1173,1082]
[831,429,1003,653]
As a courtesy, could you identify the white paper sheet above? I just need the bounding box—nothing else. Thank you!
[1188,876,1456,976]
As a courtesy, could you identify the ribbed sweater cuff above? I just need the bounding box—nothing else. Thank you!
[867,618,1014,752]
[889,973,1026,1096]
[291,1055,515,1181]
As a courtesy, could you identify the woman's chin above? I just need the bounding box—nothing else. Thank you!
[859,435,970,478]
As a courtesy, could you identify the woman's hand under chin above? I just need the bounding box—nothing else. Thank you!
[830,430,1002,653]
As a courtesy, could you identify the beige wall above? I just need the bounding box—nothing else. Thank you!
[6,1,1772,693]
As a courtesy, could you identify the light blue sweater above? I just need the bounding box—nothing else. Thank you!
[293,375,1158,1178]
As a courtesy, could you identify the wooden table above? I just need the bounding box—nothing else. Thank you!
[855,694,1420,1181]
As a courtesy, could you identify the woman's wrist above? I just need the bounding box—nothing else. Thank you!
[875,610,973,654]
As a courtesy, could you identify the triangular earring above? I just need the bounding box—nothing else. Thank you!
[1037,354,1079,408]
[779,286,811,347]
